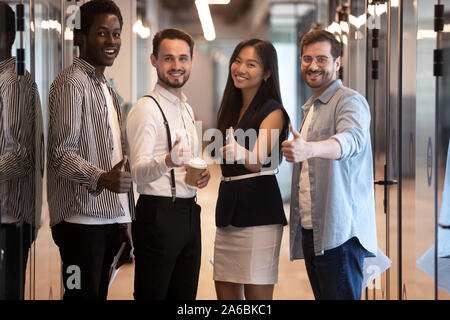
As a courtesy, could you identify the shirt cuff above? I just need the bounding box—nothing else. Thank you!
[330,133,348,160]
[155,153,171,175]
[90,168,106,196]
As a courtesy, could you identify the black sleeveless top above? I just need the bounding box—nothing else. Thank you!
[215,96,289,228]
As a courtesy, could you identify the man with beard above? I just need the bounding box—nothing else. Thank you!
[47,0,134,300]
[126,28,210,300]
[281,29,377,299]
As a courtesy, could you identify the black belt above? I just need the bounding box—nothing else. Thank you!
[140,194,196,207]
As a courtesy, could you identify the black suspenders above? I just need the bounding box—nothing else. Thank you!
[144,95,177,202]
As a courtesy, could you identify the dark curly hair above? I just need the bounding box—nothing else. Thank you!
[75,0,123,35]
[0,2,16,48]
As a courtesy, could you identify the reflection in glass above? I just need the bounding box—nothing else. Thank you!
[0,1,43,300]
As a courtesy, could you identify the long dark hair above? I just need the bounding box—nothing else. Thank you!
[217,39,283,136]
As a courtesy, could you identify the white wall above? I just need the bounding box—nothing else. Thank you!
[183,46,215,131]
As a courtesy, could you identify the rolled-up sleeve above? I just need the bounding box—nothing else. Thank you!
[331,95,371,160]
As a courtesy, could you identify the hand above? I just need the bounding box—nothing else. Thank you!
[165,134,191,168]
[98,156,132,193]
[281,124,311,163]
[116,224,133,269]
[220,127,247,163]
[197,168,211,189]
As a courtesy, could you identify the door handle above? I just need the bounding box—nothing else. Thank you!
[0,249,4,271]
[374,179,398,186]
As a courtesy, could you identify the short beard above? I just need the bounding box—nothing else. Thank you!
[301,70,334,89]
[157,70,190,89]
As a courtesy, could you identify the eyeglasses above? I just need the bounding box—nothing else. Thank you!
[301,55,331,66]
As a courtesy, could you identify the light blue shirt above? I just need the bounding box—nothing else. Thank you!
[289,80,377,259]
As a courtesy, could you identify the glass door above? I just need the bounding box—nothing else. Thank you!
[365,0,400,300]
[32,0,65,300]
[435,0,450,300]
[0,0,44,300]
[408,0,449,300]
[363,0,448,300]
[1,0,67,300]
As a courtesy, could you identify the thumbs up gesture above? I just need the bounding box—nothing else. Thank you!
[220,127,248,163]
[98,155,133,193]
[165,133,191,168]
[114,155,128,171]
[281,124,310,163]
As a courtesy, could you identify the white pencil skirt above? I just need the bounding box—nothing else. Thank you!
[213,224,283,285]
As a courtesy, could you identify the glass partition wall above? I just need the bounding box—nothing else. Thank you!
[358,0,450,300]
[0,0,152,300]
[291,0,450,300]
[0,0,69,300]
[0,0,47,300]
[434,0,450,300]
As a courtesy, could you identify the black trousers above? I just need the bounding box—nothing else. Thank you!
[132,195,201,300]
[51,221,121,300]
[0,222,34,300]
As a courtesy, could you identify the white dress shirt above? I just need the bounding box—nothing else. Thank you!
[126,83,198,198]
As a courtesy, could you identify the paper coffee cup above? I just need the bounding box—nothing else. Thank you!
[186,158,207,187]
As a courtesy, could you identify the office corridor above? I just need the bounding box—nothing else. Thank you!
[4,0,450,301]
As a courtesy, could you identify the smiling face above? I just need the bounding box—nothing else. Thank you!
[230,45,269,96]
[301,40,340,97]
[151,38,192,92]
[78,13,121,70]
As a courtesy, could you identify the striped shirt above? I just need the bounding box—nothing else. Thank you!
[47,57,135,227]
[0,57,43,226]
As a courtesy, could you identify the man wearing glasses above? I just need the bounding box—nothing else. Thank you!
[282,29,377,300]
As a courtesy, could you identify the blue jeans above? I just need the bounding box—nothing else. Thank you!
[302,228,364,300]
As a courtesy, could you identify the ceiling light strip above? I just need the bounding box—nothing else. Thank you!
[195,0,216,41]
[207,0,230,4]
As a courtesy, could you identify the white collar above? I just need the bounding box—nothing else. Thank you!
[155,83,187,105]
